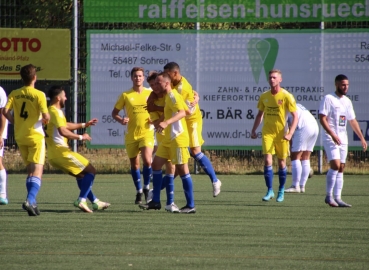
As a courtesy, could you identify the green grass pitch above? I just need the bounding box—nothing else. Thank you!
[1,174,368,269]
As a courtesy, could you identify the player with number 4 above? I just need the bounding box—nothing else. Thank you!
[3,64,50,216]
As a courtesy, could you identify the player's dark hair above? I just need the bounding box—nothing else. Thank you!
[163,62,180,71]
[48,85,64,100]
[335,74,348,83]
[157,72,171,82]
[131,67,144,77]
[20,64,37,85]
[147,71,158,82]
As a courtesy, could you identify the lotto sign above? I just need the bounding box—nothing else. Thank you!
[0,28,71,80]
[87,29,369,150]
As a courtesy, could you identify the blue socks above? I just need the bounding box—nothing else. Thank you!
[79,173,94,199]
[194,152,217,183]
[165,174,174,205]
[181,174,195,208]
[152,170,163,202]
[26,176,41,204]
[278,167,287,189]
[131,169,142,191]
[264,166,273,190]
[76,177,97,202]
[143,166,152,187]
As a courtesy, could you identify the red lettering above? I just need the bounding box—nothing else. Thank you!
[0,37,41,52]
[0,38,11,51]
[28,38,41,52]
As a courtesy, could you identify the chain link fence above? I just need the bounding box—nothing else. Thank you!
[1,1,368,173]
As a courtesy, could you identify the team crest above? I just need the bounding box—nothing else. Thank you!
[278,99,283,105]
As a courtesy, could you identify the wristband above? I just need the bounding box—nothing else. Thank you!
[79,135,83,140]
[81,123,86,128]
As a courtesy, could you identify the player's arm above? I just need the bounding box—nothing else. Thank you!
[251,110,264,139]
[284,111,298,141]
[2,107,14,125]
[42,112,50,125]
[156,110,186,133]
[349,119,367,151]
[319,114,341,145]
[66,118,98,131]
[58,126,91,141]
[146,92,163,113]
[189,91,199,107]
[112,107,129,125]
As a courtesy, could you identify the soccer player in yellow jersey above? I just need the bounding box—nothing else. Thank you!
[3,64,50,216]
[146,71,176,210]
[164,62,221,197]
[46,86,110,213]
[251,69,298,203]
[139,72,196,213]
[112,67,154,204]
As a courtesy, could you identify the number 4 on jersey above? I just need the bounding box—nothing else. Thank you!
[20,102,28,120]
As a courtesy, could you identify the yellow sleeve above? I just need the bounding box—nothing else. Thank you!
[114,93,126,110]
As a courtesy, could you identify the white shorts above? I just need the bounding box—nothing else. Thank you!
[323,140,348,163]
[291,126,319,152]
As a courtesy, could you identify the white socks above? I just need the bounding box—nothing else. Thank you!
[334,172,344,199]
[291,160,302,187]
[300,160,311,187]
[326,169,339,196]
[0,169,7,198]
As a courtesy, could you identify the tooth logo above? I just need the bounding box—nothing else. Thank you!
[247,38,279,84]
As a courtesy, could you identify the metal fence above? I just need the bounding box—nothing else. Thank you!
[1,1,369,173]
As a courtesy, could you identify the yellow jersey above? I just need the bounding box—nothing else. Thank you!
[163,90,189,148]
[45,105,69,160]
[257,88,297,137]
[5,86,48,144]
[172,76,201,122]
[114,87,154,143]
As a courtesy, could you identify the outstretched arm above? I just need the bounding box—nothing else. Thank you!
[67,118,98,130]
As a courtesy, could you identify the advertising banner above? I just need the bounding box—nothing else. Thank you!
[0,28,70,80]
[84,0,369,23]
[87,29,369,150]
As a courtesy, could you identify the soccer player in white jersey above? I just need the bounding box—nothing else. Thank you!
[0,86,8,205]
[285,103,319,193]
[319,74,367,207]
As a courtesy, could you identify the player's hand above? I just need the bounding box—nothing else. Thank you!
[42,118,49,125]
[120,116,129,125]
[284,133,292,141]
[0,138,3,149]
[82,133,92,141]
[361,139,367,152]
[86,118,98,127]
[250,131,257,139]
[331,133,341,145]
[156,121,168,133]
[189,94,199,107]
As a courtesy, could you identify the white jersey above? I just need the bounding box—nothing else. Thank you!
[288,103,319,152]
[0,86,8,139]
[319,93,355,145]
[288,103,318,130]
